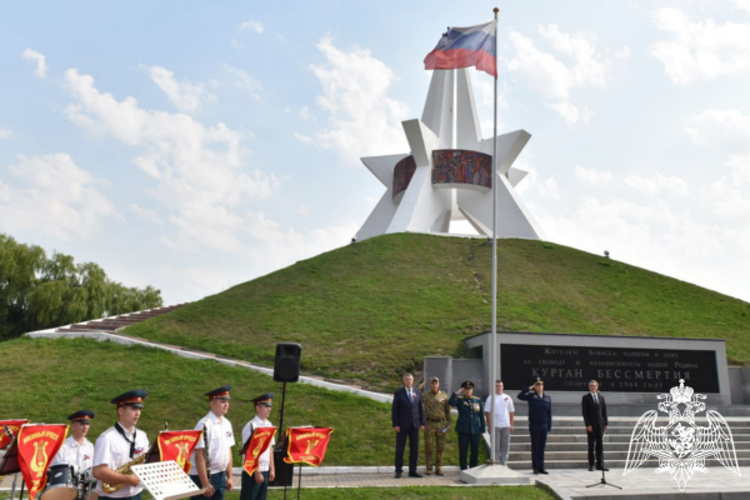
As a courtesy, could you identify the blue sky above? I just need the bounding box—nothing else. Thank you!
[2,1,749,305]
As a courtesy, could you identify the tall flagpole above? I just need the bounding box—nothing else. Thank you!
[489,6,500,466]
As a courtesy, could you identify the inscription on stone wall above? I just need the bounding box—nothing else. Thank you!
[500,344,719,392]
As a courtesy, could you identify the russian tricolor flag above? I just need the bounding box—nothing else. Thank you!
[424,21,497,78]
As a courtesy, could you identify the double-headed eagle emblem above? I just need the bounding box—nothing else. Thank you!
[623,379,740,490]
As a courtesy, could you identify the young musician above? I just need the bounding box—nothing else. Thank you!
[52,410,95,471]
[189,386,235,500]
[93,390,150,500]
[240,393,275,500]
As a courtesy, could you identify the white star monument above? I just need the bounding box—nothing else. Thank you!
[356,68,544,241]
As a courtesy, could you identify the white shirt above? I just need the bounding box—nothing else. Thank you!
[52,435,95,472]
[590,392,599,404]
[484,393,515,428]
[241,416,275,472]
[189,412,235,475]
[93,425,150,498]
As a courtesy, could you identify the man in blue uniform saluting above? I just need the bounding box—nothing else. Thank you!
[518,380,552,475]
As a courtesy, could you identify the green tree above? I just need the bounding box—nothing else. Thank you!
[0,233,163,340]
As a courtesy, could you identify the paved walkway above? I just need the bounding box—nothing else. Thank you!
[4,466,749,498]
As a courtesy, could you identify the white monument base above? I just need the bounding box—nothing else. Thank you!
[459,463,531,485]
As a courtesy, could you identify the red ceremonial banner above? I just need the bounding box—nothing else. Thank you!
[283,428,334,466]
[0,419,29,450]
[242,427,276,475]
[17,424,68,500]
[157,430,204,474]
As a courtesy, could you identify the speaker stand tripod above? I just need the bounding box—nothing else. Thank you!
[586,467,621,490]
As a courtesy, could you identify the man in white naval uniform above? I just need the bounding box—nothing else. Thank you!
[92,390,150,500]
[189,385,235,500]
[51,410,96,472]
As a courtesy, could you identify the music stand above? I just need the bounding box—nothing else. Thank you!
[0,437,20,475]
[131,460,205,500]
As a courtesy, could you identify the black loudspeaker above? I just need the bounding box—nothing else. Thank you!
[273,342,302,383]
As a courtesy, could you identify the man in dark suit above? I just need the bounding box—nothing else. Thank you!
[392,372,425,478]
[582,379,609,471]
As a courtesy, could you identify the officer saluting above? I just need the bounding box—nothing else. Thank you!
[448,380,486,470]
[517,380,552,475]
[52,410,95,471]
[93,390,150,500]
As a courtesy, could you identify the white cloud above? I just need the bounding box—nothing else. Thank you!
[736,0,750,12]
[625,172,690,197]
[63,68,277,252]
[686,108,750,154]
[293,132,313,143]
[224,64,265,103]
[296,204,311,215]
[686,108,750,220]
[299,106,315,121]
[0,153,117,240]
[574,164,613,185]
[130,204,163,226]
[0,128,11,139]
[310,34,409,165]
[651,8,750,85]
[244,211,358,270]
[507,24,629,124]
[240,20,264,33]
[21,48,47,78]
[148,66,215,113]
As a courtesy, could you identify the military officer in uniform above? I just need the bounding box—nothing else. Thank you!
[448,380,486,470]
[93,390,150,500]
[52,410,95,471]
[518,380,552,475]
[422,376,451,476]
[189,386,235,500]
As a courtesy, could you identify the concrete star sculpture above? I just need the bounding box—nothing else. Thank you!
[356,68,544,241]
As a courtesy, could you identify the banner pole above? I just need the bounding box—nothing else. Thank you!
[489,5,500,465]
[296,463,302,500]
[18,478,25,500]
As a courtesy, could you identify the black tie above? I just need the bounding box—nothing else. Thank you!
[114,422,136,459]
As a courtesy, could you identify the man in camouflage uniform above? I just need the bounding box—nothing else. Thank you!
[422,376,452,475]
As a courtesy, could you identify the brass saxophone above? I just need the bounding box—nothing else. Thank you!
[101,453,147,494]
[102,421,166,494]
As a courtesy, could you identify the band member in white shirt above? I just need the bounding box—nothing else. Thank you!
[189,386,235,500]
[240,393,276,500]
[52,410,95,471]
[93,390,150,500]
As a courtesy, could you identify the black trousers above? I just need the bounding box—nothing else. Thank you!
[587,426,605,467]
[529,423,548,472]
[395,425,420,473]
[457,433,480,470]
[240,470,269,500]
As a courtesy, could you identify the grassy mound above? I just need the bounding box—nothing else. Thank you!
[123,234,749,392]
[0,337,487,466]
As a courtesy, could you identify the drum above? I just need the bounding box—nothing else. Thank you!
[41,464,79,500]
[80,468,98,500]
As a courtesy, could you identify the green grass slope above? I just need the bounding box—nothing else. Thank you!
[124,234,750,392]
[2,337,470,466]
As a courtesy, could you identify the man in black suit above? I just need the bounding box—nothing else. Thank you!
[392,372,425,478]
[582,379,609,471]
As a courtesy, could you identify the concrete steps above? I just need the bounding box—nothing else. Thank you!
[505,417,750,471]
[54,303,190,334]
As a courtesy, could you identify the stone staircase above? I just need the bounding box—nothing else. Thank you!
[506,412,750,470]
[53,303,189,333]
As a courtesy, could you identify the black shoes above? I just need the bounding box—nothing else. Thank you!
[589,465,595,471]
[538,469,549,475]
[408,472,423,478]
[395,471,402,478]
[597,466,609,472]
